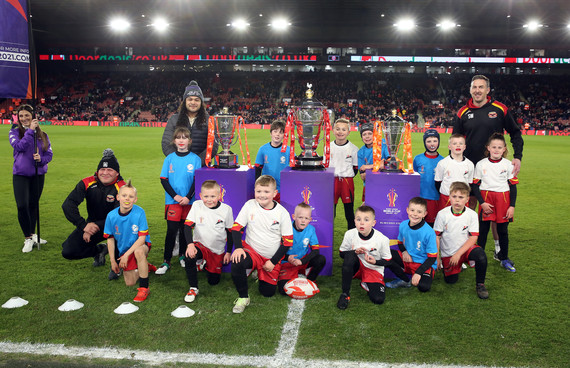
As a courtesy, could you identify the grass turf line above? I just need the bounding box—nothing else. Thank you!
[1,126,569,367]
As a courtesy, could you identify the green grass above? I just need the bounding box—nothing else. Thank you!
[1,126,569,367]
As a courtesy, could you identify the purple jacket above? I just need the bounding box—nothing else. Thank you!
[9,127,53,176]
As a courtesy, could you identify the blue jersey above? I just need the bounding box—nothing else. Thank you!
[255,143,290,192]
[160,151,202,205]
[357,142,389,169]
[398,220,437,269]
[104,204,151,256]
[282,222,319,263]
[413,153,444,200]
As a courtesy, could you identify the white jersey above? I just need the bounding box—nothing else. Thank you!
[330,140,359,178]
[474,158,515,192]
[186,200,234,255]
[434,156,474,195]
[235,199,293,259]
[339,229,392,275]
[433,207,479,258]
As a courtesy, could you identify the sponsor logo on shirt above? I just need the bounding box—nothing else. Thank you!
[132,224,138,234]
[488,112,498,119]
[187,163,194,172]
[114,225,120,236]
[106,194,115,202]
[467,113,474,119]
[303,238,310,246]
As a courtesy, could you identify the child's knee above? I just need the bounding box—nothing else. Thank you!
[444,274,459,284]
[369,293,385,305]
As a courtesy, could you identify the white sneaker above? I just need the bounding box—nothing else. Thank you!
[184,288,198,303]
[155,263,170,275]
[22,238,35,253]
[232,297,250,314]
[31,234,47,245]
[179,256,185,268]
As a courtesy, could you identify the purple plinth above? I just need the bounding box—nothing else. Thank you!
[195,166,255,272]
[280,167,335,276]
[365,171,420,279]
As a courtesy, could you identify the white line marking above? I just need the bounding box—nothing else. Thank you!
[275,299,305,359]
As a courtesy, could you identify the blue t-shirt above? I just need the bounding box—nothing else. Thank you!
[103,204,151,256]
[398,220,437,269]
[255,142,290,192]
[160,151,202,205]
[282,222,319,263]
[413,153,444,200]
[357,141,389,169]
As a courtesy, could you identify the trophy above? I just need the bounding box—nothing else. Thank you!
[282,84,332,170]
[205,107,252,169]
[372,110,413,173]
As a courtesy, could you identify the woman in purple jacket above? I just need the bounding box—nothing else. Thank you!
[9,104,53,253]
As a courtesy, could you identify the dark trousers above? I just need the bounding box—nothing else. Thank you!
[13,174,44,238]
[62,227,104,260]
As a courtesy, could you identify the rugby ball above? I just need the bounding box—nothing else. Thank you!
[284,278,320,300]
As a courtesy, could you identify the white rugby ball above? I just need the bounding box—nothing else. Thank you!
[284,278,320,300]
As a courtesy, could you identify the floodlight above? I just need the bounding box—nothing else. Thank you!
[228,18,250,31]
[437,19,458,31]
[109,17,131,32]
[270,18,291,31]
[394,18,415,32]
[151,17,169,32]
[523,20,542,31]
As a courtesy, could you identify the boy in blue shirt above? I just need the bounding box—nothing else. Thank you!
[386,197,438,292]
[413,129,444,226]
[255,120,290,202]
[278,203,326,295]
[104,181,153,302]
[357,123,389,202]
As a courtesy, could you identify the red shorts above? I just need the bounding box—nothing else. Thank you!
[195,242,225,274]
[243,243,281,285]
[274,192,281,203]
[279,262,308,281]
[116,243,151,271]
[334,177,355,204]
[441,245,479,276]
[438,194,450,213]
[425,199,439,224]
[165,204,191,222]
[353,260,385,285]
[480,191,512,223]
[396,250,436,276]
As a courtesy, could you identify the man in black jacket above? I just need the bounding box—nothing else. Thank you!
[61,149,125,265]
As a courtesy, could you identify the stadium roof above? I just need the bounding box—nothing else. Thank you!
[30,0,570,50]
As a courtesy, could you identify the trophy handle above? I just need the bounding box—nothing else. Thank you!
[323,109,331,168]
[205,116,216,167]
[236,116,253,168]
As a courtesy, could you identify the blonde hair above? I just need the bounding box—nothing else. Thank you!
[201,180,220,192]
[120,179,137,195]
[334,118,351,128]
[449,181,470,196]
[255,175,276,189]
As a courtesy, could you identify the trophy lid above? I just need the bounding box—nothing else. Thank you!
[301,83,324,108]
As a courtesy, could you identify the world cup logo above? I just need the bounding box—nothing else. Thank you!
[301,186,312,205]
[387,188,398,207]
[220,184,226,202]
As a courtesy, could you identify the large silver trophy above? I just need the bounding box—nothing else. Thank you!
[283,84,332,170]
[213,108,239,168]
[381,111,407,172]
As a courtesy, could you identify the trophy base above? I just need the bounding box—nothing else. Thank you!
[292,156,325,171]
[381,158,403,173]
[215,154,239,169]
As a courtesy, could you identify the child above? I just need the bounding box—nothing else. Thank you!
[357,123,388,202]
[386,197,438,292]
[330,118,359,229]
[337,205,392,309]
[472,133,518,272]
[434,133,474,211]
[278,203,326,295]
[104,181,152,302]
[230,175,293,313]
[182,180,234,302]
[255,120,290,202]
[413,129,444,226]
[157,127,202,275]
[433,182,489,299]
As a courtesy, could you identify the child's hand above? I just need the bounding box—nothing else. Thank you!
[179,196,190,206]
[287,255,302,266]
[110,261,120,274]
[481,202,494,215]
[364,253,376,264]
[411,273,421,286]
[231,248,246,263]
[223,252,231,265]
[118,255,128,270]
[402,251,412,263]
[186,243,197,258]
[505,206,515,220]
[355,247,367,255]
[173,195,183,203]
[262,260,275,272]
[449,253,461,267]
[437,256,442,270]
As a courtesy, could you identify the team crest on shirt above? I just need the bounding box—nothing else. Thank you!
[264,155,269,164]
[303,238,310,246]
[270,220,280,231]
[132,224,139,234]
[187,164,194,172]
[214,219,225,229]
[418,165,425,174]
[416,241,422,251]
[488,112,498,119]
[106,195,115,202]
[462,226,468,231]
